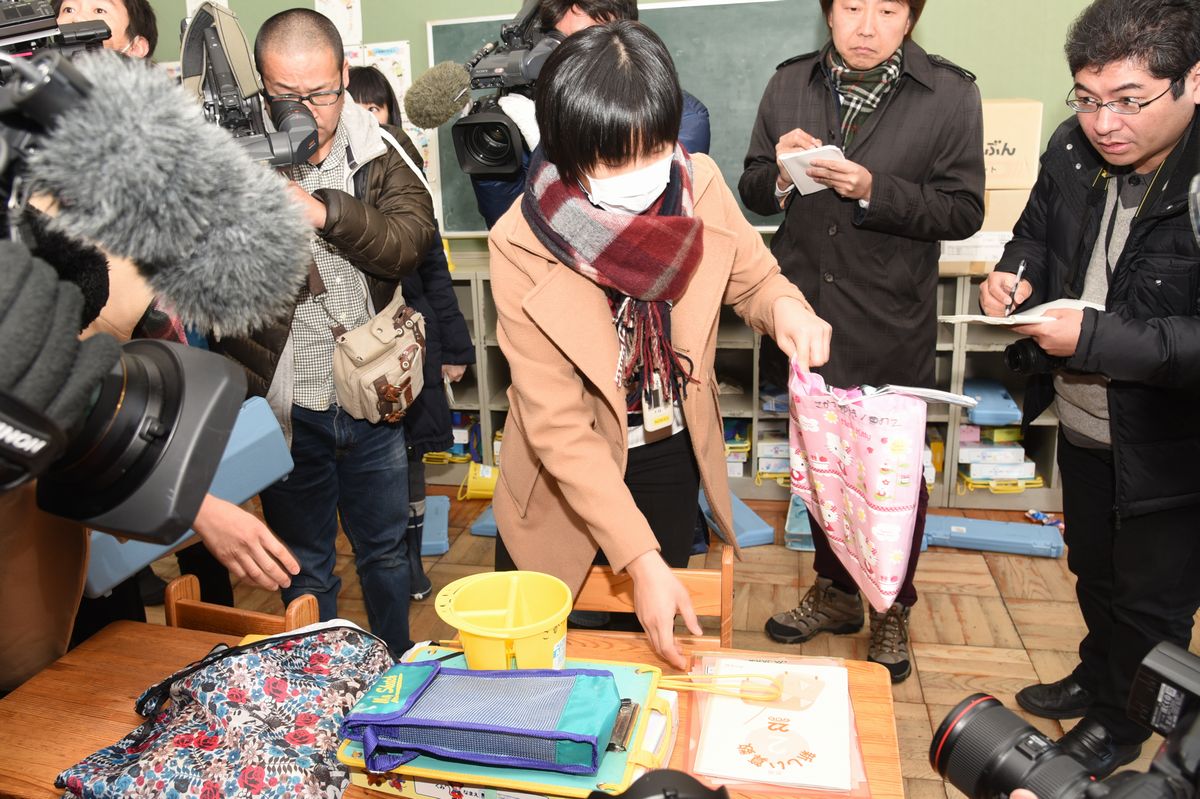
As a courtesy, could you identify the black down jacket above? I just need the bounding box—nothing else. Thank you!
[995,115,1200,519]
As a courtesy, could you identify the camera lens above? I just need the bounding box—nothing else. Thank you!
[931,694,1092,799]
[1004,338,1042,375]
[466,122,514,167]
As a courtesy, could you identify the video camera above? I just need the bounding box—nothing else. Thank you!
[451,0,560,176]
[0,45,248,542]
[0,0,109,74]
[931,641,1200,799]
[179,1,317,167]
[0,2,308,543]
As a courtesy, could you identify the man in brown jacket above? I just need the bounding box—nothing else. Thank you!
[742,0,984,682]
[211,9,436,657]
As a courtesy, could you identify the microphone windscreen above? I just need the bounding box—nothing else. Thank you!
[404,61,471,129]
[24,208,109,329]
[26,51,311,336]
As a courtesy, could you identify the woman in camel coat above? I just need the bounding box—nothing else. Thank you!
[489,21,831,668]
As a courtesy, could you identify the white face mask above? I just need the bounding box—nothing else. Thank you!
[584,151,674,215]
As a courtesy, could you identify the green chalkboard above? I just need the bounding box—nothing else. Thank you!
[430,0,826,233]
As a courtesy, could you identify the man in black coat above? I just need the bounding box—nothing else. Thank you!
[981,0,1200,780]
[744,0,984,683]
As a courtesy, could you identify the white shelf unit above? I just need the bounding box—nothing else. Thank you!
[427,252,1063,511]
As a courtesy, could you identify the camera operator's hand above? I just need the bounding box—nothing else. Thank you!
[1012,790,1039,799]
[286,182,328,229]
[442,364,467,382]
[775,128,823,192]
[496,94,540,151]
[980,271,1033,316]
[1012,309,1084,358]
[193,495,300,591]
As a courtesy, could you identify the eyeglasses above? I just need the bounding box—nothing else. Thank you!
[263,80,345,107]
[1066,80,1179,115]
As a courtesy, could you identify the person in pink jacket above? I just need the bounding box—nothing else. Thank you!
[488,20,832,669]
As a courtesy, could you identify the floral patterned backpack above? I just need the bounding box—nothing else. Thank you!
[57,623,393,799]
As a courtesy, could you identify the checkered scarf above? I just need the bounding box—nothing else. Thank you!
[828,47,903,149]
[521,144,703,410]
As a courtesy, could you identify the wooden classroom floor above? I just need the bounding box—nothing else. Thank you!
[147,487,1200,798]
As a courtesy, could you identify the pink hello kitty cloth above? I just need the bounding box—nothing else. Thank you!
[788,365,926,612]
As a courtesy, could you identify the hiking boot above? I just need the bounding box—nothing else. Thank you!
[765,577,864,644]
[869,603,912,682]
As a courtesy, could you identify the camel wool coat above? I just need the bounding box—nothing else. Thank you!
[489,153,807,596]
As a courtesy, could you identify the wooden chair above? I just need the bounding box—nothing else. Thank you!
[573,540,735,649]
[163,574,319,637]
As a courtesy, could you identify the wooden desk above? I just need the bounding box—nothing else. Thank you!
[0,622,902,799]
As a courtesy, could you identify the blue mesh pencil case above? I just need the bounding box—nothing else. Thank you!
[339,661,621,775]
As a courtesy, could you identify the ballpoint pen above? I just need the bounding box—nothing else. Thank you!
[1004,260,1026,317]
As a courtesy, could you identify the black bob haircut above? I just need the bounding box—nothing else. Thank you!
[1065,0,1200,97]
[348,65,401,126]
[536,20,681,185]
[254,8,345,73]
[53,0,158,58]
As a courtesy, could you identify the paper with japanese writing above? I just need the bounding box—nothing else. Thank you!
[693,659,851,790]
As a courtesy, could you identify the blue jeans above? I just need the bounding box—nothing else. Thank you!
[260,405,412,655]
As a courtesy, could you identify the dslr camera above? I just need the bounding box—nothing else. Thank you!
[1005,337,1070,376]
[931,641,1200,799]
[451,0,560,176]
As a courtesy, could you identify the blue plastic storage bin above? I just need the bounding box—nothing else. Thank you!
[963,379,1022,426]
[699,491,774,548]
[469,504,498,537]
[923,514,1063,558]
[421,495,451,556]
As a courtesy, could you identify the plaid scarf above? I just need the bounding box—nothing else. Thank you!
[521,144,704,411]
[827,47,903,149]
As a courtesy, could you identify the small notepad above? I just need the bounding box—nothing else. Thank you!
[779,145,846,195]
[940,298,1104,325]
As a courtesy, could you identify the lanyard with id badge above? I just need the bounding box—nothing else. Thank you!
[641,371,674,431]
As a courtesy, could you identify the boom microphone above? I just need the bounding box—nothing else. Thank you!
[24,51,310,336]
[404,60,471,129]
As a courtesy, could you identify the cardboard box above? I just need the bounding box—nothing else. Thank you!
[959,424,981,443]
[727,460,745,478]
[939,188,1034,275]
[982,188,1031,232]
[982,99,1043,190]
[725,450,748,463]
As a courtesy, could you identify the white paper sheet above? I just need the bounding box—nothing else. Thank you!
[693,659,852,790]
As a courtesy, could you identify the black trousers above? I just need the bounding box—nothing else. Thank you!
[495,427,700,572]
[1059,432,1200,744]
[809,478,929,608]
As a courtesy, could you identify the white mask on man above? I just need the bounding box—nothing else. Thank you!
[584,151,674,215]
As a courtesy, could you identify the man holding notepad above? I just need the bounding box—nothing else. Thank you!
[980,0,1200,779]
[740,0,985,682]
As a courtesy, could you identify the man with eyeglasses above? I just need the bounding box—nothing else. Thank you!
[979,0,1200,779]
[211,8,436,658]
